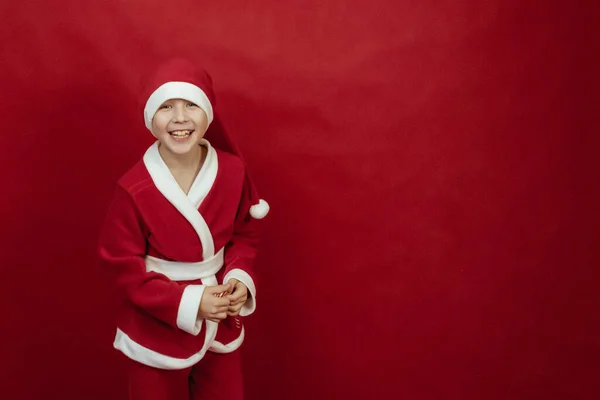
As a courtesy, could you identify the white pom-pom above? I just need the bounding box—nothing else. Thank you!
[249,199,270,219]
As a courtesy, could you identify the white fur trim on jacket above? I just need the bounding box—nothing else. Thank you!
[113,323,218,370]
[209,327,245,354]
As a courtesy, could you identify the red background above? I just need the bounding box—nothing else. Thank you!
[0,1,597,399]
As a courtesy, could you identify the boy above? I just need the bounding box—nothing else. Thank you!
[98,58,269,400]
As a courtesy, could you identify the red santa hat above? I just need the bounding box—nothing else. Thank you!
[141,58,270,219]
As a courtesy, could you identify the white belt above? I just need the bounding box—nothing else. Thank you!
[145,248,224,281]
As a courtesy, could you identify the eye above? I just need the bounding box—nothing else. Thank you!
[159,104,172,109]
[187,102,198,107]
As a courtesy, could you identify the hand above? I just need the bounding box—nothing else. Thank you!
[198,283,233,323]
[225,278,248,317]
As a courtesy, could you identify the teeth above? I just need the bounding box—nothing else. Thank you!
[171,130,190,136]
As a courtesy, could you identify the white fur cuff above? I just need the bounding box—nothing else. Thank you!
[224,269,257,316]
[176,285,206,335]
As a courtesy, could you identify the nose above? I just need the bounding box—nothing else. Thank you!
[172,104,188,123]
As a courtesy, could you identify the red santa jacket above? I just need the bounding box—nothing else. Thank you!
[98,139,259,370]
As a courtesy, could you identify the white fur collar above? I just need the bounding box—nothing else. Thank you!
[143,139,219,259]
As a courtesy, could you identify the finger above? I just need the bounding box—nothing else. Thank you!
[212,311,227,320]
[231,295,247,304]
[226,293,243,303]
[229,299,246,309]
[228,303,243,313]
[232,281,245,293]
[206,313,227,322]
[209,303,229,313]
[207,284,233,295]
[227,278,239,288]
[210,296,231,305]
[211,304,230,313]
[214,298,231,307]
[207,314,225,321]
[227,288,247,301]
[215,287,234,298]
[227,310,240,317]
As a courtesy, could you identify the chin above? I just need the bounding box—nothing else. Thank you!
[168,142,198,155]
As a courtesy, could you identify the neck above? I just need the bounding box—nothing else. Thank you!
[158,143,206,171]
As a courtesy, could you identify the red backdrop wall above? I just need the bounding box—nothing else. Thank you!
[0,1,597,399]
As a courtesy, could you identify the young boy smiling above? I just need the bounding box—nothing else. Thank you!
[98,59,269,399]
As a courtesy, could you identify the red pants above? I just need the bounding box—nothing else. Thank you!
[126,350,244,400]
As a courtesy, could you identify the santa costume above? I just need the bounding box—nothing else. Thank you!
[98,59,269,399]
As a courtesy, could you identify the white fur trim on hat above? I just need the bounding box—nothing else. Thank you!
[144,81,214,131]
[249,199,270,219]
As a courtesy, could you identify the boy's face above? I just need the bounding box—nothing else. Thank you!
[151,98,209,156]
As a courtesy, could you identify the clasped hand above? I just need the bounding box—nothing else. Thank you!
[197,278,248,323]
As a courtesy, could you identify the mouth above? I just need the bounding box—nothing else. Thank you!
[169,129,194,141]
